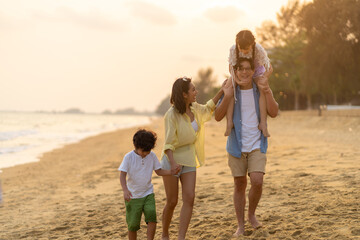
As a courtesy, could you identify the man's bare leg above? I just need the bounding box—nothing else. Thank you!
[248,172,263,229]
[233,176,247,236]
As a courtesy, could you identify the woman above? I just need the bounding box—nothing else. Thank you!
[160,77,223,240]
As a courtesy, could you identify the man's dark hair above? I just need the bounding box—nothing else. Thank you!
[233,57,254,72]
[133,129,157,151]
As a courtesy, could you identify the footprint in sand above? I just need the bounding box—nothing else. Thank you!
[351,228,360,236]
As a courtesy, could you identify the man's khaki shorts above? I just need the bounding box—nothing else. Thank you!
[228,149,267,177]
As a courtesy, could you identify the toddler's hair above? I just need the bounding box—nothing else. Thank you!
[236,30,255,49]
[133,129,157,151]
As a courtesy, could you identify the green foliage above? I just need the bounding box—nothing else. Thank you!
[155,95,171,116]
[193,67,218,104]
[155,67,219,115]
[257,0,360,109]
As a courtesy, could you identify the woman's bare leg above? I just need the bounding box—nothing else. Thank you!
[178,171,196,240]
[161,175,179,240]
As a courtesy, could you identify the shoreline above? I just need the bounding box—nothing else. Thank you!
[0,113,157,170]
[1,112,359,239]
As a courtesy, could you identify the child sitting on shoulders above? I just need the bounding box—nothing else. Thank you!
[224,30,273,137]
[119,129,179,240]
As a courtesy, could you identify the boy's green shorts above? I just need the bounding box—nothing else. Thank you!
[125,193,157,231]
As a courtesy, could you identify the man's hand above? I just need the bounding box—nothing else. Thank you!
[123,189,132,202]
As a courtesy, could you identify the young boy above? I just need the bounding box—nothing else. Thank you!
[119,129,178,240]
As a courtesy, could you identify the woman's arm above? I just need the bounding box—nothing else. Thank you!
[165,149,180,172]
[212,87,224,105]
[214,79,234,121]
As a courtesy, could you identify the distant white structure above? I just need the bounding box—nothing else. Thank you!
[326,105,360,110]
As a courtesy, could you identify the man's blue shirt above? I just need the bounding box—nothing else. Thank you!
[224,82,268,158]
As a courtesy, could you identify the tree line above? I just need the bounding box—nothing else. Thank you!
[156,0,360,114]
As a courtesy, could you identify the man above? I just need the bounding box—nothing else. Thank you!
[215,57,278,236]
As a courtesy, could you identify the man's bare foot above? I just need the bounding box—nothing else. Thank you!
[233,226,245,237]
[161,236,169,240]
[258,123,270,137]
[248,214,262,229]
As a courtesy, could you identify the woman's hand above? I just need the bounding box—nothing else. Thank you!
[170,162,181,175]
[222,78,234,97]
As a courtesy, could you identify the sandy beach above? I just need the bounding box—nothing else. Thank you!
[1,111,359,239]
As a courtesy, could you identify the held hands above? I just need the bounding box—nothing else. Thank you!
[171,162,181,175]
[123,189,132,202]
[222,79,234,97]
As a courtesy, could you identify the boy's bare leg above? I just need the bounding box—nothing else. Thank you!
[233,176,247,236]
[258,90,270,137]
[128,231,137,240]
[225,98,235,136]
[147,222,156,240]
[248,172,263,229]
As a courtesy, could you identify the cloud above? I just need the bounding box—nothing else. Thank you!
[203,6,245,23]
[126,1,177,26]
[33,7,128,32]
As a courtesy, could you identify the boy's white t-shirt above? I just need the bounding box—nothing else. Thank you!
[240,88,261,152]
[118,151,161,199]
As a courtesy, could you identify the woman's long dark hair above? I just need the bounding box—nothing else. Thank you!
[235,30,256,67]
[170,77,191,114]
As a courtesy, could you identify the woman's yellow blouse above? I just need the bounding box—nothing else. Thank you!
[161,99,216,167]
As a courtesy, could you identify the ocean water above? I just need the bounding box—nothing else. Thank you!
[0,112,154,170]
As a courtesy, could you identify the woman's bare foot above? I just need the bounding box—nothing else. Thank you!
[248,214,262,229]
[233,226,245,237]
[258,122,270,137]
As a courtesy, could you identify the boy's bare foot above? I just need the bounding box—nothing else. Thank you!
[233,226,245,237]
[258,123,270,137]
[248,214,262,229]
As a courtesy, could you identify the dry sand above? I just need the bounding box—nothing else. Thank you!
[0,111,359,239]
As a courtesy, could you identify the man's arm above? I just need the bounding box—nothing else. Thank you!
[257,75,279,118]
[264,89,279,118]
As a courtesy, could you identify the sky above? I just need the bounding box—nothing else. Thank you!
[0,0,307,113]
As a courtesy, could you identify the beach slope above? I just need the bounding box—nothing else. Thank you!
[1,111,359,239]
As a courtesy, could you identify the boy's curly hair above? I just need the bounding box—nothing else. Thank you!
[133,129,157,151]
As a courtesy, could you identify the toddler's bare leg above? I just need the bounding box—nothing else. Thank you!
[225,98,234,136]
[258,90,270,137]
[224,76,235,136]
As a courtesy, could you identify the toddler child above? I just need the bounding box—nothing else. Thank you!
[224,30,272,137]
